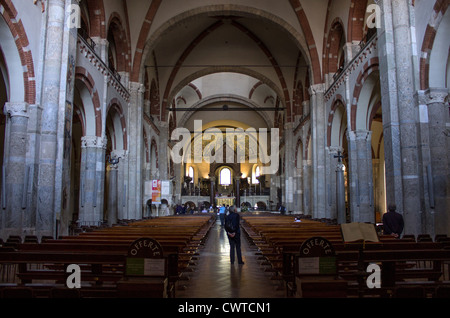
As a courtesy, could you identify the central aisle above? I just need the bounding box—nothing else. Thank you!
[177,220,286,298]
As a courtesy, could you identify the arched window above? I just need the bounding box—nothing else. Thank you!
[220,167,231,186]
[188,166,194,183]
[252,165,260,184]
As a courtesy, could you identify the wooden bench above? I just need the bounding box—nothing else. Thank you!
[0,215,214,298]
[241,214,450,298]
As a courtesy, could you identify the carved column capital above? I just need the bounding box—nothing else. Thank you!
[4,102,30,118]
[81,135,108,149]
[308,83,326,96]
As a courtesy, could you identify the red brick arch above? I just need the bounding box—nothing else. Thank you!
[419,0,449,90]
[327,94,346,147]
[295,138,304,168]
[0,0,36,104]
[87,0,106,39]
[348,0,369,43]
[107,12,131,74]
[351,58,379,131]
[289,0,323,85]
[131,0,162,83]
[324,18,346,76]
[75,67,102,137]
[106,98,128,151]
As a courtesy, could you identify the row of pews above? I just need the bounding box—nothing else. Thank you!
[0,214,214,298]
[240,213,450,298]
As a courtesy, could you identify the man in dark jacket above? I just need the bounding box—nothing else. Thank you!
[225,205,244,265]
[382,204,404,238]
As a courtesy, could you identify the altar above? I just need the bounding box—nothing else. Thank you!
[216,197,235,207]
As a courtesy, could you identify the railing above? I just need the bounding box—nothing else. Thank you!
[77,32,130,102]
[325,33,378,100]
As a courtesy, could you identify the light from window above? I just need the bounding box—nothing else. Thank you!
[252,166,260,184]
[188,166,194,183]
[220,168,231,185]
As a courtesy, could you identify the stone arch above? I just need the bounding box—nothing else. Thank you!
[327,95,348,148]
[87,0,106,39]
[75,67,102,138]
[324,18,346,77]
[154,18,293,122]
[150,137,159,175]
[177,94,274,130]
[348,0,369,43]
[135,3,314,84]
[0,0,36,104]
[295,139,304,170]
[420,0,449,90]
[107,13,130,74]
[143,128,150,164]
[351,59,379,130]
[288,0,322,84]
[106,99,127,152]
[293,81,304,117]
[136,4,320,124]
[149,78,160,119]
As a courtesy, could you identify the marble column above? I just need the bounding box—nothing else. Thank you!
[1,102,29,238]
[209,175,216,207]
[107,163,119,226]
[78,136,107,226]
[377,0,422,235]
[284,123,295,212]
[347,130,375,223]
[36,0,66,238]
[112,149,128,221]
[328,146,343,221]
[423,89,450,235]
[128,82,144,220]
[309,84,327,219]
[392,0,422,235]
[302,160,312,216]
[234,176,241,210]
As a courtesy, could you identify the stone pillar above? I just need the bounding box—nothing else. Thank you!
[78,136,107,226]
[112,149,128,221]
[1,102,29,238]
[347,130,375,223]
[295,151,304,214]
[302,160,312,216]
[422,89,450,235]
[284,123,295,212]
[377,0,422,235]
[128,82,145,220]
[328,147,344,221]
[36,0,66,238]
[107,163,119,226]
[209,176,216,207]
[333,149,346,225]
[309,84,327,219]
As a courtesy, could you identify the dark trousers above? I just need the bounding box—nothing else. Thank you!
[228,234,243,264]
[219,213,225,226]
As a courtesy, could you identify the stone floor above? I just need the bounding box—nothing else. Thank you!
[177,221,286,298]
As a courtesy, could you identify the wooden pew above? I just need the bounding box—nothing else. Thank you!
[0,214,214,298]
[241,214,450,298]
